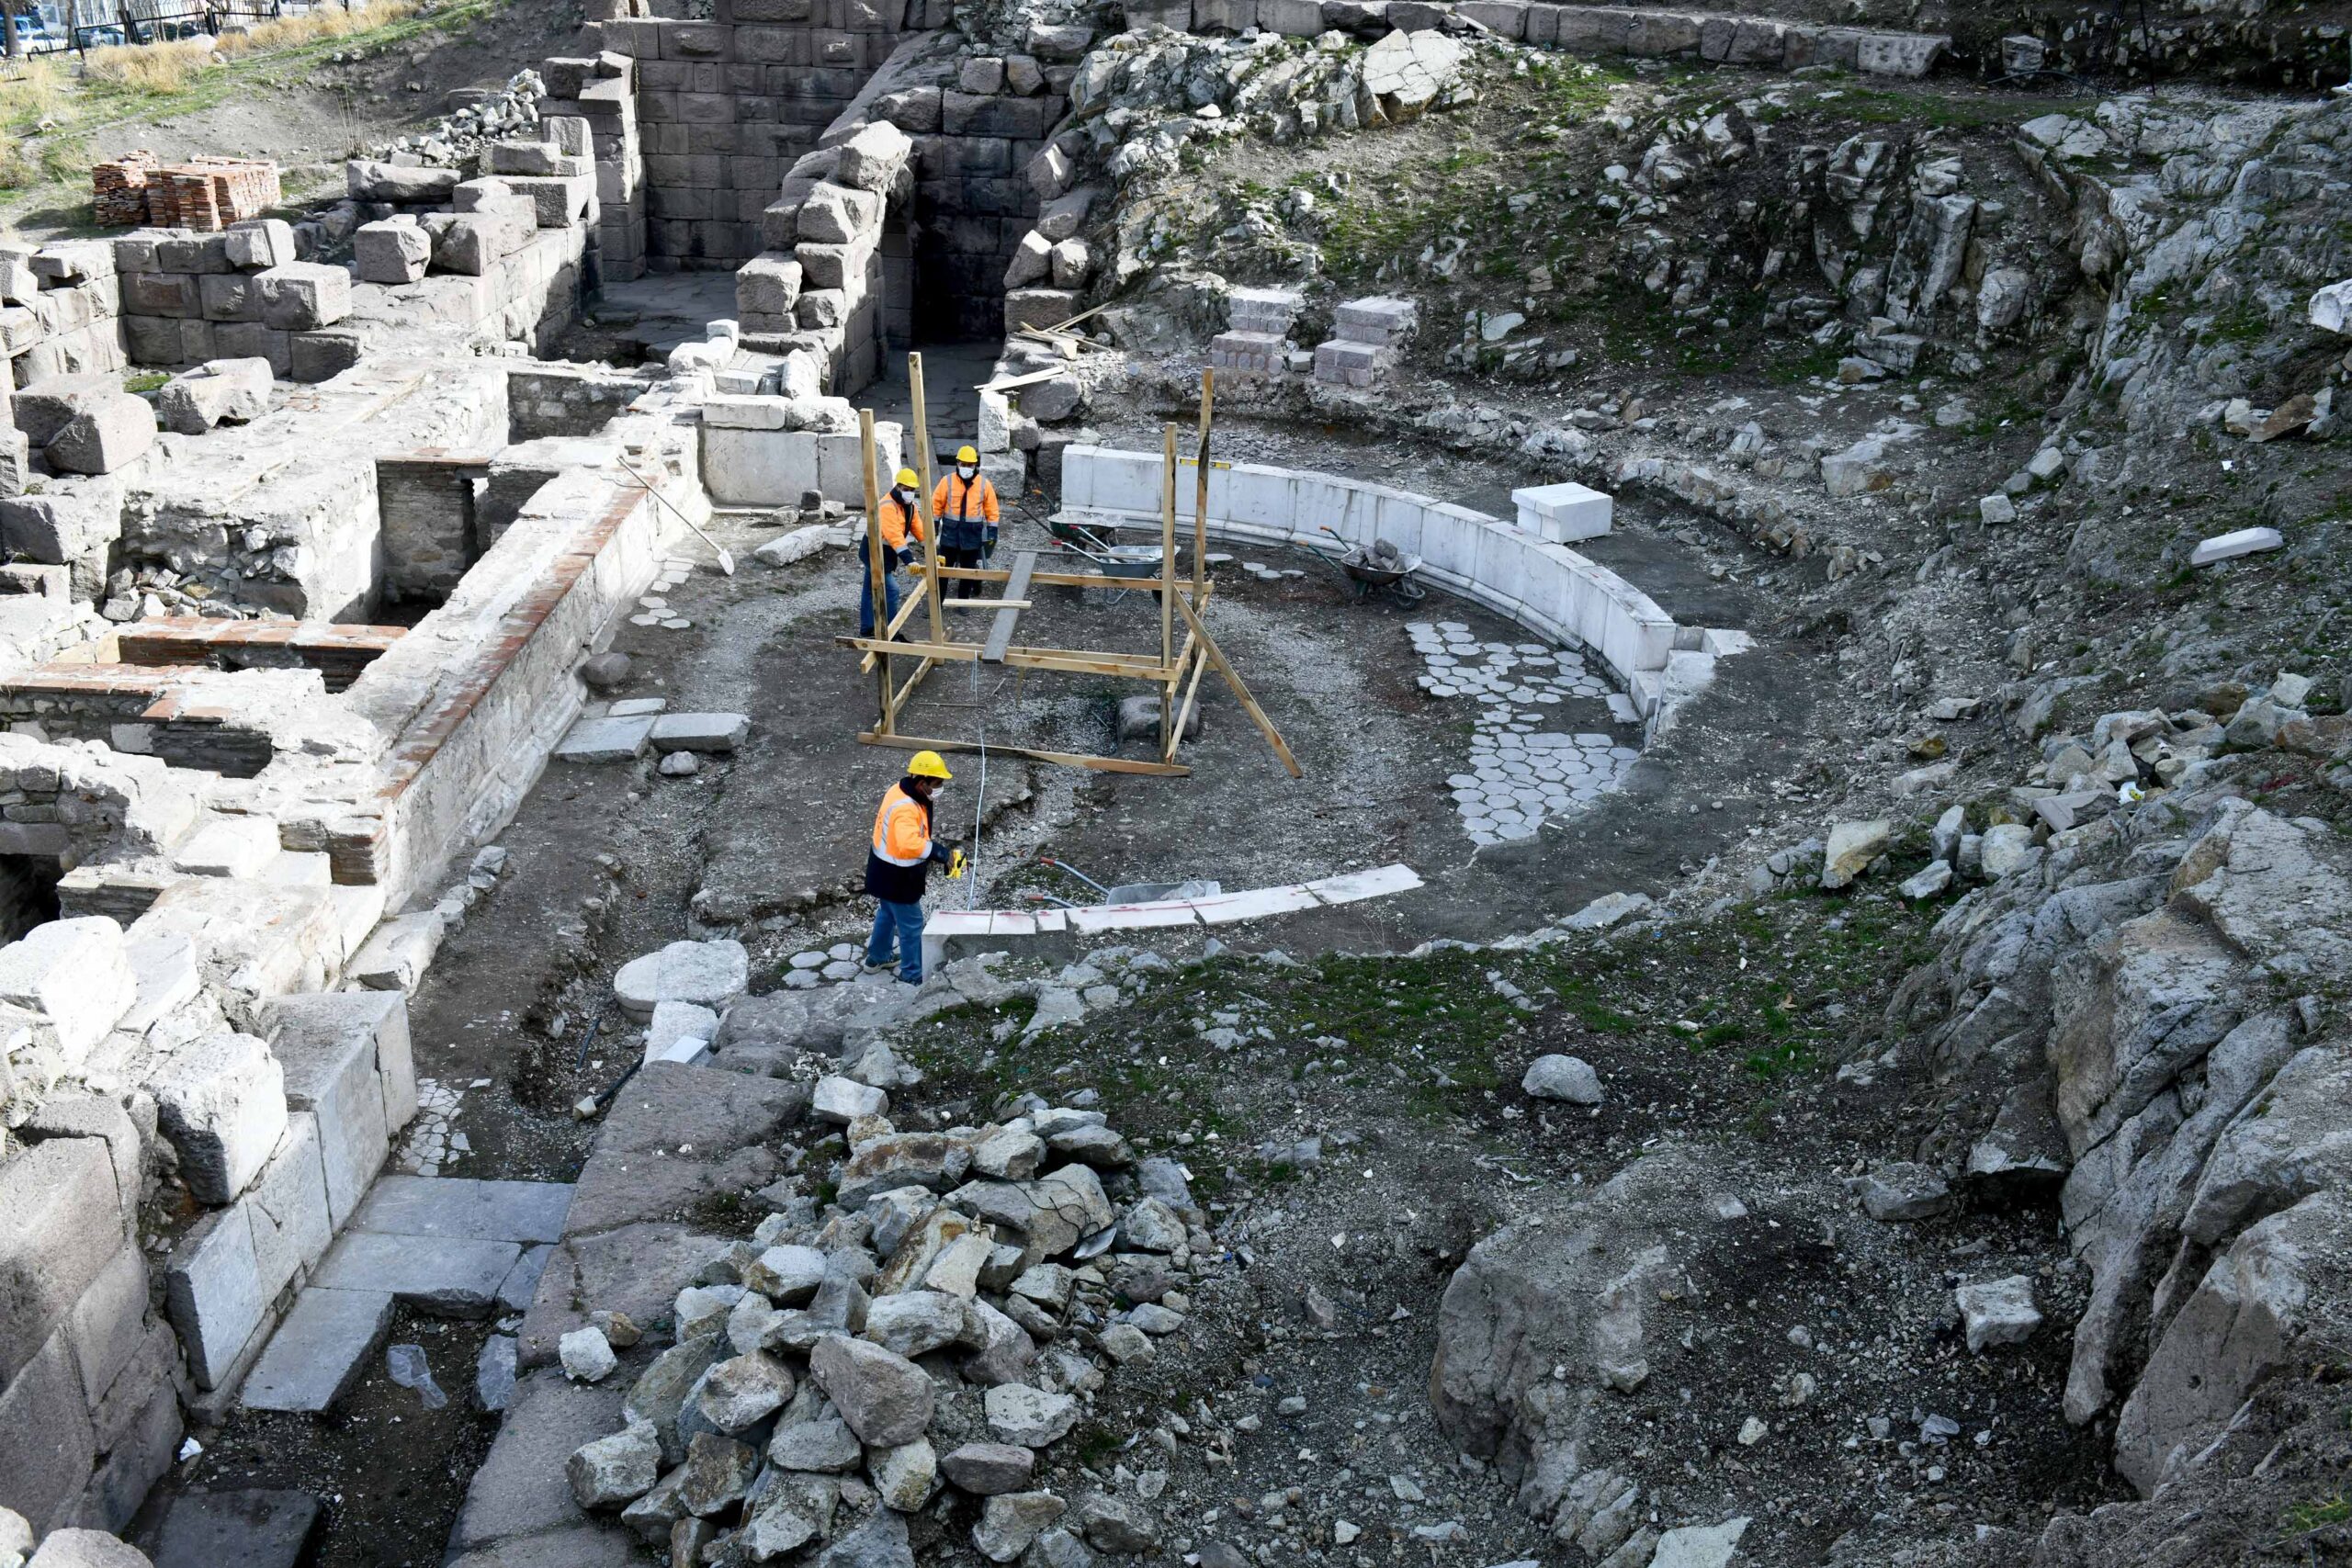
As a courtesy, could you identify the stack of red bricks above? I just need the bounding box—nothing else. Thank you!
[91,151,160,226]
[92,153,281,230]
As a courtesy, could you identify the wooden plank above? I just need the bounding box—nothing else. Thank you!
[1166,641,1210,765]
[889,656,939,715]
[859,730,1191,777]
[835,634,1180,682]
[859,409,889,734]
[982,551,1036,665]
[1194,368,1213,609]
[977,367,1069,394]
[1175,591,1303,779]
[922,562,1223,595]
[907,354,945,648]
[856,575,932,673]
[940,598,1032,611]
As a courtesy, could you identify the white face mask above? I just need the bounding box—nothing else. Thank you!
[893,487,915,506]
[957,464,978,481]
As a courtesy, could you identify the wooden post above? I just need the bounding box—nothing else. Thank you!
[908,352,945,646]
[859,409,892,735]
[1193,368,1213,608]
[1159,423,1178,753]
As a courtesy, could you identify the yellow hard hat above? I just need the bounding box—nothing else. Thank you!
[907,750,953,781]
[956,446,978,465]
[894,468,919,488]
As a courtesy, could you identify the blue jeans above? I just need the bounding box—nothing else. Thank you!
[866,898,925,984]
[858,567,902,638]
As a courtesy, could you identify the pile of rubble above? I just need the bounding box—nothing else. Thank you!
[556,1059,1210,1564]
[372,68,549,170]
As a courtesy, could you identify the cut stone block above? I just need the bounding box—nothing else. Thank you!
[355,220,433,285]
[222,218,298,271]
[164,1203,266,1389]
[243,1112,333,1307]
[2189,526,2283,567]
[0,1136,121,1390]
[149,1031,288,1204]
[554,714,657,762]
[349,1175,574,1245]
[266,989,416,1134]
[44,393,155,477]
[311,1230,523,1318]
[347,911,445,994]
[157,357,274,435]
[647,712,748,754]
[171,815,282,878]
[1511,480,1612,543]
[612,939,749,1020]
[254,262,353,331]
[238,1287,396,1413]
[275,997,390,1230]
[0,915,132,1060]
[152,1488,322,1568]
[13,373,114,446]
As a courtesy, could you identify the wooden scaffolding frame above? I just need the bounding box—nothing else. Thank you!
[834,355,1302,781]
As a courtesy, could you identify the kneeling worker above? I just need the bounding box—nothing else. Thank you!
[931,446,1000,600]
[857,468,927,637]
[864,750,962,985]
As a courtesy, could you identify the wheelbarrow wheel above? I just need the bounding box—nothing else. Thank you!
[1388,579,1427,608]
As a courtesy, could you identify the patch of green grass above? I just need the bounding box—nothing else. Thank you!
[2283,1495,2352,1535]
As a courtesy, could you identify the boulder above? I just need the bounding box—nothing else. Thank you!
[1521,1054,1602,1105]
[1819,819,1890,889]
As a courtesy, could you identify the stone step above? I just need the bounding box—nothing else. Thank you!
[237,1286,394,1414]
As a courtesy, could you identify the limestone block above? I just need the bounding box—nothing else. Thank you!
[275,999,390,1231]
[198,272,262,323]
[1857,30,1945,77]
[148,1031,288,1204]
[239,1285,396,1413]
[153,235,229,275]
[121,271,199,319]
[1047,239,1089,290]
[164,1202,266,1388]
[797,183,884,246]
[348,911,446,994]
[170,815,280,878]
[502,174,596,228]
[224,219,297,271]
[1260,0,1324,33]
[736,252,802,318]
[0,1335,96,1534]
[1512,480,1611,542]
[243,1111,333,1303]
[0,1136,123,1389]
[13,373,114,446]
[354,220,432,286]
[156,358,274,436]
[254,263,353,332]
[45,394,155,477]
[833,120,913,193]
[1003,288,1077,335]
[266,988,416,1132]
[346,161,463,203]
[0,918,131,1060]
[289,330,365,385]
[210,322,291,378]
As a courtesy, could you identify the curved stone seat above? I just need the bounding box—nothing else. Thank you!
[1057,445,1744,722]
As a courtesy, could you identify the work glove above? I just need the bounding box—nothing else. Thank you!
[984,529,998,558]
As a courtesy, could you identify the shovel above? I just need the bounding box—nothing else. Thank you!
[616,455,735,576]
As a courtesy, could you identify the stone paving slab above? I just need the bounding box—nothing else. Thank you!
[311,1231,520,1317]
[348,1175,573,1245]
[449,1368,628,1556]
[550,714,655,762]
[239,1287,395,1414]
[648,710,749,753]
[152,1488,322,1568]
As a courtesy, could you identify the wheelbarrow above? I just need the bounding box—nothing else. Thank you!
[1025,856,1221,908]
[1317,526,1426,607]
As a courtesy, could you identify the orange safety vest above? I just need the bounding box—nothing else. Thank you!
[931,473,1001,525]
[870,782,932,867]
[876,495,925,553]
